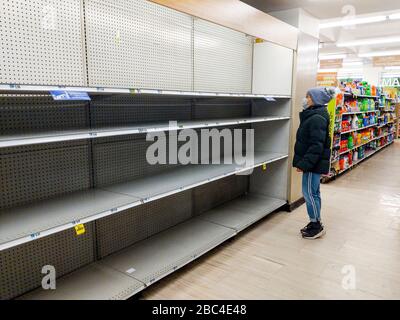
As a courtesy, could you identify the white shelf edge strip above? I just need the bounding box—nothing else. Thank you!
[341,110,377,115]
[0,117,291,148]
[0,84,291,99]
[0,154,288,252]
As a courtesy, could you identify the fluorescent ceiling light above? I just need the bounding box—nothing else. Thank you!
[339,67,364,72]
[385,66,400,70]
[319,54,347,60]
[320,15,387,29]
[359,50,400,57]
[337,36,400,47]
[389,13,400,20]
[343,62,363,67]
[318,68,338,73]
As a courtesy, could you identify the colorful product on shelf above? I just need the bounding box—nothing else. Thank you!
[348,135,354,149]
[340,139,348,153]
[351,115,358,129]
[353,150,358,162]
[342,120,351,132]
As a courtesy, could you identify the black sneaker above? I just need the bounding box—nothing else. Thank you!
[300,222,314,235]
[302,222,326,240]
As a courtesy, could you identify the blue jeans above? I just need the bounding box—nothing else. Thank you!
[302,172,321,222]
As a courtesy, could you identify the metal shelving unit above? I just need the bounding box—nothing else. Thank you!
[0,0,294,300]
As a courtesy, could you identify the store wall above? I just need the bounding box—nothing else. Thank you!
[289,32,320,204]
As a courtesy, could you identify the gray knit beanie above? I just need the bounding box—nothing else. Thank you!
[307,87,336,106]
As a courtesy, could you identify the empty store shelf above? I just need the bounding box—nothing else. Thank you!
[199,194,286,232]
[0,116,290,148]
[20,263,145,300]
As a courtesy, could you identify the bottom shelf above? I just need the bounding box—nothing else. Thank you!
[200,194,286,232]
[21,263,145,300]
[21,194,286,300]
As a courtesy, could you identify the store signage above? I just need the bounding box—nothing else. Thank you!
[373,55,400,67]
[380,78,400,87]
[50,90,91,101]
[320,59,343,69]
[317,72,338,87]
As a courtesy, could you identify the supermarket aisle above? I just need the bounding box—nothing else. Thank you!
[143,141,400,300]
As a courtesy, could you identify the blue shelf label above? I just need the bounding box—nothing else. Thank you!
[50,90,91,101]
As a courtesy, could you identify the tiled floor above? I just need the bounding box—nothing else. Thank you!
[143,141,400,300]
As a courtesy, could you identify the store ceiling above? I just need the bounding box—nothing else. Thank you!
[242,0,400,61]
[241,0,400,19]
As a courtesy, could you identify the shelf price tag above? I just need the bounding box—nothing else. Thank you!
[74,224,86,236]
[50,90,91,101]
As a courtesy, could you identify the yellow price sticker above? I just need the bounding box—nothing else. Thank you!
[74,224,86,236]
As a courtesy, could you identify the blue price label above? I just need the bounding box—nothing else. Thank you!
[50,90,91,101]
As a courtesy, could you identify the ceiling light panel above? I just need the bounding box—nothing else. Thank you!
[320,16,387,29]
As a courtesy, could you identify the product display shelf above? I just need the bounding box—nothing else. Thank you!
[343,91,379,99]
[21,194,286,300]
[0,84,291,99]
[325,91,395,182]
[0,116,290,148]
[0,152,287,252]
[336,140,394,175]
[377,121,394,128]
[341,123,376,135]
[342,110,377,116]
[337,132,393,156]
[397,104,400,139]
[327,140,394,179]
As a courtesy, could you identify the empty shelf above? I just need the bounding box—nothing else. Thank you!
[0,189,141,251]
[102,152,288,202]
[0,116,290,148]
[0,152,287,251]
[101,218,236,286]
[17,196,286,300]
[199,194,287,232]
[20,263,145,300]
[0,84,292,99]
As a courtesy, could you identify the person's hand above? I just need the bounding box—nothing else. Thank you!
[296,168,303,173]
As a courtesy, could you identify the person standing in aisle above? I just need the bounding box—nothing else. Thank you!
[293,87,335,240]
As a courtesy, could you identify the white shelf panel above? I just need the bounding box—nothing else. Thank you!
[0,84,291,99]
[0,190,141,251]
[20,263,145,300]
[0,116,290,148]
[101,218,235,285]
[341,110,377,116]
[103,152,288,202]
[200,194,286,232]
